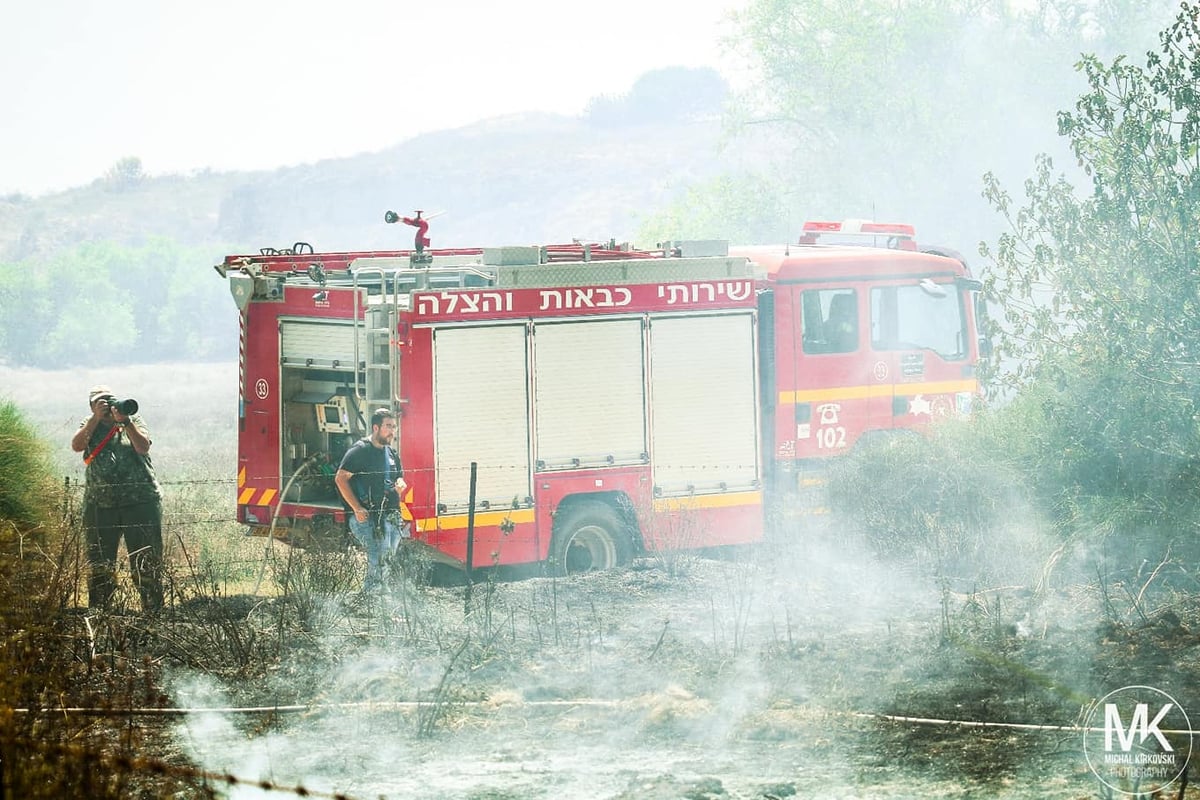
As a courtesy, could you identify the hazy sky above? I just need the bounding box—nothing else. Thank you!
[2,1,744,197]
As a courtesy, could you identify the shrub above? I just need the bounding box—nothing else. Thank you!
[984,360,1200,579]
[0,401,197,797]
[0,400,58,532]
[827,413,1044,583]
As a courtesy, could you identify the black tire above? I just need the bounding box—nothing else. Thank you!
[551,500,632,576]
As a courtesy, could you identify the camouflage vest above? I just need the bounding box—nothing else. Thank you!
[80,415,162,509]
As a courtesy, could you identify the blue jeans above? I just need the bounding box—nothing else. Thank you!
[348,512,406,591]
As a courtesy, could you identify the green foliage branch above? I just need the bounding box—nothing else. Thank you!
[980,2,1200,539]
[649,0,1173,248]
[635,172,791,245]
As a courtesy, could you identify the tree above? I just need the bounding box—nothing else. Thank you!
[983,3,1200,389]
[635,172,791,245]
[723,0,1177,244]
[101,156,145,191]
[0,238,233,368]
[979,1,1200,525]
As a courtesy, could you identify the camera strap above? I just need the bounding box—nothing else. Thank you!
[82,424,120,466]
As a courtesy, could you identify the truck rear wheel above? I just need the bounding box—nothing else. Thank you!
[551,501,631,576]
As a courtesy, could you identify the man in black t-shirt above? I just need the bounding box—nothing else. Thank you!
[335,408,408,591]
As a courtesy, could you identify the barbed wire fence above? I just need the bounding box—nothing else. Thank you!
[55,458,789,532]
[25,462,772,796]
[19,463,1088,800]
[0,698,1146,799]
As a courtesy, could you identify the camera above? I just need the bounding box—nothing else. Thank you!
[102,397,139,415]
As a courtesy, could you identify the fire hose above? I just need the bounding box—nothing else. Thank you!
[251,456,319,596]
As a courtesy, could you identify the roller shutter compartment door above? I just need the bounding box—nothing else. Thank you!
[533,319,646,470]
[279,320,364,371]
[649,313,759,494]
[433,325,531,510]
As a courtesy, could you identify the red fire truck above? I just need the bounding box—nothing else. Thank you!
[214,217,985,572]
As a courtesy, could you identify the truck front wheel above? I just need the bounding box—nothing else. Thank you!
[551,501,631,576]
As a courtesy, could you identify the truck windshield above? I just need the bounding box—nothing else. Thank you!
[870,282,967,360]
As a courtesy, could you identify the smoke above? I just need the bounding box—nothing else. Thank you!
[164,549,869,797]
[161,487,1139,798]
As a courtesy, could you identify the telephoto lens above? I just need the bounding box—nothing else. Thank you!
[111,398,139,415]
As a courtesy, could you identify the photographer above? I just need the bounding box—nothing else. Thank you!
[334,408,408,593]
[70,385,164,613]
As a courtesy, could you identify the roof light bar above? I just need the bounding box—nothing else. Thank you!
[798,219,919,249]
[801,219,916,238]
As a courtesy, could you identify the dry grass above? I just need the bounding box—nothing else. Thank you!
[0,384,213,797]
[0,363,308,792]
[7,364,1200,798]
[0,360,237,473]
[3,361,272,603]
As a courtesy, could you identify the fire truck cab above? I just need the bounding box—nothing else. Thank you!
[733,219,986,493]
[215,220,984,573]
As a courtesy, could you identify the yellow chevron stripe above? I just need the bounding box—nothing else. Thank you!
[238,488,256,504]
[259,489,277,505]
[238,466,246,488]
[402,486,415,521]
[780,379,978,404]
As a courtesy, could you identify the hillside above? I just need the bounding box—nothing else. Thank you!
[0,111,767,262]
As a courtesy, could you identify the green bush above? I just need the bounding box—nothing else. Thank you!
[827,413,1045,583]
[985,360,1200,576]
[0,237,235,368]
[974,2,1200,579]
[0,400,58,533]
[828,360,1200,588]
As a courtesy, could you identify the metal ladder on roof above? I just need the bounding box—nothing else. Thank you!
[351,264,498,419]
[363,303,396,414]
[352,269,404,419]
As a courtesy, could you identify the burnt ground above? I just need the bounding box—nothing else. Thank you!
[74,514,1200,800]
[16,367,1200,798]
